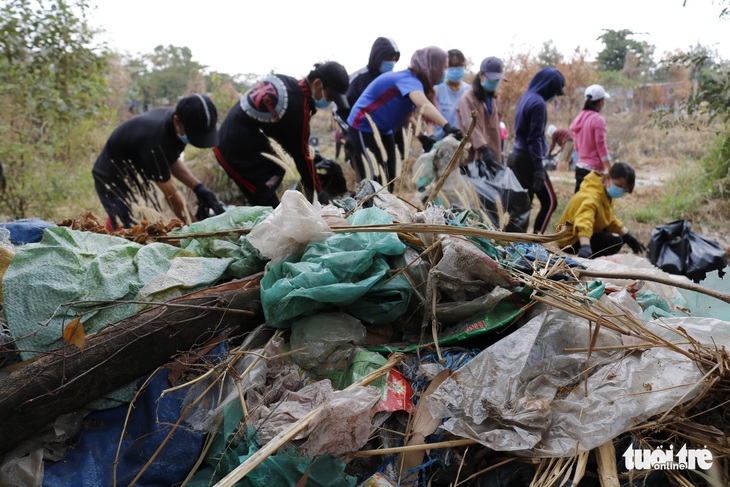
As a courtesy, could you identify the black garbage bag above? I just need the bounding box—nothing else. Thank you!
[648,219,728,283]
[461,155,530,233]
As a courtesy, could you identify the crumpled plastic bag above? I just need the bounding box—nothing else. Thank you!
[248,190,333,262]
[426,306,710,457]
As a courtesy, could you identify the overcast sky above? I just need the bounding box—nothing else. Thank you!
[89,0,729,79]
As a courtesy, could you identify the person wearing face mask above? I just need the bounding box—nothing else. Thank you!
[570,84,612,193]
[214,62,349,207]
[335,37,401,178]
[456,56,507,163]
[433,49,470,141]
[92,93,224,230]
[347,46,464,188]
[508,67,566,234]
[337,37,400,124]
[555,162,646,259]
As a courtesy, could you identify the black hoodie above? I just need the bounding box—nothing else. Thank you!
[340,37,400,121]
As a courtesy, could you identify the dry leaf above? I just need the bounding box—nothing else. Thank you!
[63,317,86,351]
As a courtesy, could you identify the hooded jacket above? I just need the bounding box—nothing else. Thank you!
[512,68,565,169]
[342,37,400,120]
[555,171,623,248]
[570,109,610,172]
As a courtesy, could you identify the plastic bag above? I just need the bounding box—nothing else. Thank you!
[462,158,530,232]
[648,219,727,282]
[247,190,333,262]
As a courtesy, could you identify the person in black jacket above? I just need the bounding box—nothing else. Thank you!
[334,38,400,180]
[214,62,349,207]
[92,94,224,230]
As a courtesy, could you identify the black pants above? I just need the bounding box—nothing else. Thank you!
[346,128,397,189]
[508,151,557,234]
[565,232,624,258]
[575,167,592,193]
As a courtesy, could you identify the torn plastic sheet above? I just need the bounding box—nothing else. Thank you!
[174,205,270,278]
[426,307,714,457]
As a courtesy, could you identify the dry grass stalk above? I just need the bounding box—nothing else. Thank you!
[214,354,405,487]
[364,112,388,164]
[355,438,476,457]
[596,441,621,487]
[329,222,571,245]
[261,133,298,180]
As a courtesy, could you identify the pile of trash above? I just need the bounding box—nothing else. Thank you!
[0,183,728,487]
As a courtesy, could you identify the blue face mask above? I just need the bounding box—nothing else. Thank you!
[380,60,396,73]
[546,95,556,103]
[314,95,331,109]
[438,72,446,85]
[607,184,625,199]
[177,133,189,145]
[482,79,500,92]
[446,67,465,82]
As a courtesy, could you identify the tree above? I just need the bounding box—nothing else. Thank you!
[0,0,109,218]
[144,44,205,103]
[537,40,563,68]
[596,29,646,72]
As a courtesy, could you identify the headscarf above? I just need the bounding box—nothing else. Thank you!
[409,46,448,90]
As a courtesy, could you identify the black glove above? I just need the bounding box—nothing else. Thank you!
[193,183,225,221]
[622,232,646,254]
[417,134,437,152]
[577,244,593,259]
[442,123,464,141]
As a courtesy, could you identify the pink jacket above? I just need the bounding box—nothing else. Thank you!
[570,110,610,172]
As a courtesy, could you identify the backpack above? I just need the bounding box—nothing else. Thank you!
[648,219,727,283]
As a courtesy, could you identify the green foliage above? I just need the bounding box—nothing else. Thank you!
[0,0,110,219]
[649,51,729,132]
[537,40,563,68]
[123,44,205,106]
[596,29,646,72]
[699,134,730,198]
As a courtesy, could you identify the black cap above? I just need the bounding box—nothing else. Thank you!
[310,62,349,111]
[175,94,218,148]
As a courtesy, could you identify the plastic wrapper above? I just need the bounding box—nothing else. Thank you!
[247,190,333,262]
[426,306,715,457]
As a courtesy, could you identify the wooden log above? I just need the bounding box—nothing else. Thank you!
[0,275,265,454]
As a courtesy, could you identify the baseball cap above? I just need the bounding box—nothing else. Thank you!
[585,84,610,101]
[175,94,218,148]
[480,56,507,81]
[311,61,350,111]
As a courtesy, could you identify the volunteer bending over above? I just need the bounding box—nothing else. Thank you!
[555,162,646,259]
